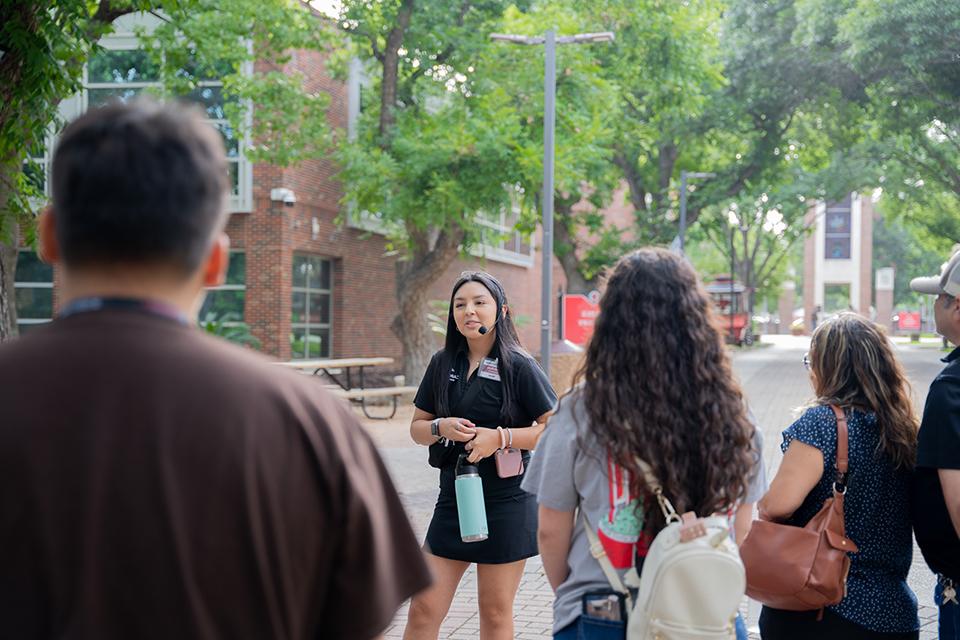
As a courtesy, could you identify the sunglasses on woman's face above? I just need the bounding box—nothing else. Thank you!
[802,352,811,370]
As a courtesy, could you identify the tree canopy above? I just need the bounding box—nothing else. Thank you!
[3,0,959,372]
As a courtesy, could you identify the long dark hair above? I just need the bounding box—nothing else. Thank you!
[433,271,531,426]
[574,248,754,531]
[808,313,918,469]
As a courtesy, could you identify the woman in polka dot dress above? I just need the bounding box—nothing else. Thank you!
[758,313,920,639]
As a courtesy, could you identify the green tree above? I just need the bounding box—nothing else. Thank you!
[0,0,332,341]
[836,0,960,240]
[335,0,613,381]
[1,1,124,341]
[873,207,953,307]
[687,0,871,318]
[543,0,726,292]
[546,0,870,298]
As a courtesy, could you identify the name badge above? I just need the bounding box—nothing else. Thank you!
[478,357,501,382]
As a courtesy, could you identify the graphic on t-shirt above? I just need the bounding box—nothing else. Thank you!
[599,456,650,569]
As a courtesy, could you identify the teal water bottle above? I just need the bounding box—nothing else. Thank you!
[455,454,488,543]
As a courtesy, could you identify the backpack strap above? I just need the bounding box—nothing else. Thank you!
[580,509,634,611]
[635,458,682,524]
[829,404,849,493]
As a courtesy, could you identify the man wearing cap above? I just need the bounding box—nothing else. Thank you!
[910,251,960,638]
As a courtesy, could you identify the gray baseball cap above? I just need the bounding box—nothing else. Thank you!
[910,251,960,296]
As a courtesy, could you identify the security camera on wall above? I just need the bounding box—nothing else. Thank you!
[270,188,296,207]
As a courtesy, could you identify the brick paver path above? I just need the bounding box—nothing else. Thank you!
[361,335,943,639]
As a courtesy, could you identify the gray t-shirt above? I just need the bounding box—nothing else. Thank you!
[744,408,767,503]
[522,391,766,633]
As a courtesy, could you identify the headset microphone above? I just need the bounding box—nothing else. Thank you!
[477,300,504,335]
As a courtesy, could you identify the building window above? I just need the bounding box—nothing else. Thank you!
[199,251,246,324]
[14,250,53,334]
[474,204,535,267]
[824,197,851,260]
[291,255,333,359]
[84,45,247,209]
[26,18,252,213]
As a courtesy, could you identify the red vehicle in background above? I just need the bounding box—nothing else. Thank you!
[705,275,753,346]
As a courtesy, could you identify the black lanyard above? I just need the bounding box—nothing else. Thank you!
[58,297,191,326]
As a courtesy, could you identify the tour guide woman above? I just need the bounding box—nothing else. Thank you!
[404,271,557,640]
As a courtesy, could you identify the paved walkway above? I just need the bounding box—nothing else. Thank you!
[360,334,946,639]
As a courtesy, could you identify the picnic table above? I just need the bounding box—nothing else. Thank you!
[275,357,416,420]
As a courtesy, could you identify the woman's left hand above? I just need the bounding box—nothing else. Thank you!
[464,428,501,463]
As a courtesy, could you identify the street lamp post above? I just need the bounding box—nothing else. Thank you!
[678,170,715,255]
[729,224,736,339]
[491,29,614,375]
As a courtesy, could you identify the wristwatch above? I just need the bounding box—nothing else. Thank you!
[431,418,442,438]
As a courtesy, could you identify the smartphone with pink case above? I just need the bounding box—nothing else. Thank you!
[494,447,524,478]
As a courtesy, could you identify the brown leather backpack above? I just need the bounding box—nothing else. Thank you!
[740,404,859,614]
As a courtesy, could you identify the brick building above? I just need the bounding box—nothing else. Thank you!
[14,13,562,369]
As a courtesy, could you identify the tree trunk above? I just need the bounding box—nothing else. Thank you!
[378,0,415,140]
[553,203,595,294]
[391,227,464,384]
[0,177,19,342]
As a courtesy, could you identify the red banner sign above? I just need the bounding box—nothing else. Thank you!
[897,311,921,331]
[562,293,600,345]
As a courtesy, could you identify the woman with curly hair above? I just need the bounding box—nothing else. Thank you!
[758,313,920,639]
[522,248,757,639]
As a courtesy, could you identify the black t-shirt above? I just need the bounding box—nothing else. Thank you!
[911,347,960,581]
[414,347,557,499]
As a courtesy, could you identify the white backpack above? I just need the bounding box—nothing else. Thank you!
[583,460,745,639]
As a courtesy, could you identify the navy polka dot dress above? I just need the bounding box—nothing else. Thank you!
[781,405,919,634]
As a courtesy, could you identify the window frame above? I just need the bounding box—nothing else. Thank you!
[823,200,852,261]
[27,14,253,214]
[199,250,247,327]
[470,204,536,268]
[81,36,252,213]
[290,255,334,360]
[13,250,54,331]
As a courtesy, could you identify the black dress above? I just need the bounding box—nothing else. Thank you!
[414,347,557,564]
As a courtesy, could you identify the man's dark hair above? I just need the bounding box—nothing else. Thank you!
[51,99,228,273]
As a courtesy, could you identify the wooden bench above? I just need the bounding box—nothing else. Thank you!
[275,357,412,419]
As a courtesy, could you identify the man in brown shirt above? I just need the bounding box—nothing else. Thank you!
[0,100,431,639]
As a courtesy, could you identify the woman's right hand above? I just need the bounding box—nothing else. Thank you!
[440,417,477,442]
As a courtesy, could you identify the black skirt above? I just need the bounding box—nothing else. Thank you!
[424,488,538,564]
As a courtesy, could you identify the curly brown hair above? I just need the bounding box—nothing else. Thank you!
[574,248,755,531]
[808,312,918,469]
